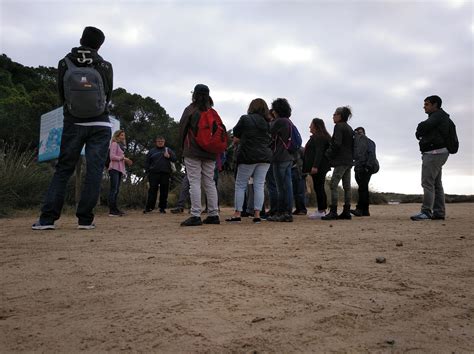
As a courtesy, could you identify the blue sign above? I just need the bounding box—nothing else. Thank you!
[38,107,120,162]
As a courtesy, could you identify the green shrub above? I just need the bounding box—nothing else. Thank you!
[0,146,53,216]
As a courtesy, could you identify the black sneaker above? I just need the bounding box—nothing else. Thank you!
[109,210,122,217]
[225,216,241,222]
[292,210,307,215]
[253,217,262,224]
[180,216,203,226]
[32,221,55,230]
[143,209,153,214]
[431,215,445,220]
[159,208,166,214]
[171,207,184,214]
[203,215,220,224]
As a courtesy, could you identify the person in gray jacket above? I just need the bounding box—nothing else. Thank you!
[352,127,379,217]
[322,106,354,220]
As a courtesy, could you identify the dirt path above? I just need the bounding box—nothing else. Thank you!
[1,204,473,352]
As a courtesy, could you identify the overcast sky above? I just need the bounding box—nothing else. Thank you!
[1,0,473,194]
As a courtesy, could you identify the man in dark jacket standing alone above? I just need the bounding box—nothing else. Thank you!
[33,26,113,230]
[411,95,451,221]
[143,137,177,214]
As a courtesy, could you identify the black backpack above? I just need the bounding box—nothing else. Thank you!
[444,117,459,154]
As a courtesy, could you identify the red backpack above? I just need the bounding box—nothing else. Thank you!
[190,108,228,154]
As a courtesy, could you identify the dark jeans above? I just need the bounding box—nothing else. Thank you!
[311,171,328,211]
[355,168,372,211]
[266,164,277,215]
[146,172,170,210]
[176,174,190,208]
[273,160,293,214]
[39,123,111,225]
[292,169,307,212]
[108,169,123,212]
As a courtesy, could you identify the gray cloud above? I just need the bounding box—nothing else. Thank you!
[1,0,472,193]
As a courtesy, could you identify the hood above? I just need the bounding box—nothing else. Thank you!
[248,113,270,129]
[67,46,103,66]
[429,108,450,119]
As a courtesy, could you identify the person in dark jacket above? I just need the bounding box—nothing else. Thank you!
[143,137,177,214]
[352,127,378,217]
[411,95,451,221]
[291,147,308,215]
[322,106,354,220]
[33,26,113,230]
[226,98,272,223]
[303,118,331,219]
[178,84,220,226]
[268,98,295,222]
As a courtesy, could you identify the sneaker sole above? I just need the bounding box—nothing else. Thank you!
[77,225,96,230]
[32,225,55,230]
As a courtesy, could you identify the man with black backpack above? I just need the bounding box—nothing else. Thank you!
[411,95,458,221]
[351,127,379,217]
[33,26,113,230]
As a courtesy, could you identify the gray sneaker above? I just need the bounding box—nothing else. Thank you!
[410,212,431,221]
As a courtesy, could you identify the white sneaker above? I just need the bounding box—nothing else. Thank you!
[308,211,326,220]
[77,224,96,230]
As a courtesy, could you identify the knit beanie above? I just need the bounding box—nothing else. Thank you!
[80,26,105,50]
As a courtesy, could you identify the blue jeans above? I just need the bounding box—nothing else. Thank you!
[273,160,293,214]
[39,122,111,225]
[266,164,277,215]
[108,169,122,212]
[234,163,270,212]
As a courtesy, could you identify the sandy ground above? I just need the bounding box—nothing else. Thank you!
[0,203,473,353]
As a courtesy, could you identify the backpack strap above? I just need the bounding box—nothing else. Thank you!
[64,56,77,69]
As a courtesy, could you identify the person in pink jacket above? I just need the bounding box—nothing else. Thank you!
[108,130,133,216]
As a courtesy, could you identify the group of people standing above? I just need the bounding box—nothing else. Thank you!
[32,26,456,230]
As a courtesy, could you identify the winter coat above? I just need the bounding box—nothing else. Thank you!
[270,117,294,162]
[145,146,177,174]
[303,135,331,174]
[416,108,451,152]
[325,121,354,167]
[232,113,272,164]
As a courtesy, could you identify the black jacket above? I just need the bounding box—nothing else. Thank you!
[303,135,331,174]
[270,117,294,162]
[325,121,354,167]
[416,109,450,152]
[145,146,177,174]
[233,113,272,164]
[58,46,113,124]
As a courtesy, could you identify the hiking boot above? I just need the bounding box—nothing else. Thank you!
[180,216,203,226]
[322,206,338,220]
[266,214,280,222]
[159,208,166,214]
[351,208,370,216]
[109,210,122,217]
[431,215,445,220]
[225,216,242,222]
[32,221,55,230]
[203,215,220,224]
[171,207,184,214]
[410,212,431,221]
[143,208,153,214]
[338,205,352,220]
[78,224,96,230]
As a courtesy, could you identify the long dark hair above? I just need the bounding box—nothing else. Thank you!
[192,92,214,111]
[311,118,331,140]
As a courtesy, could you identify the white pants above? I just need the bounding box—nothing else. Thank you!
[184,157,218,217]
